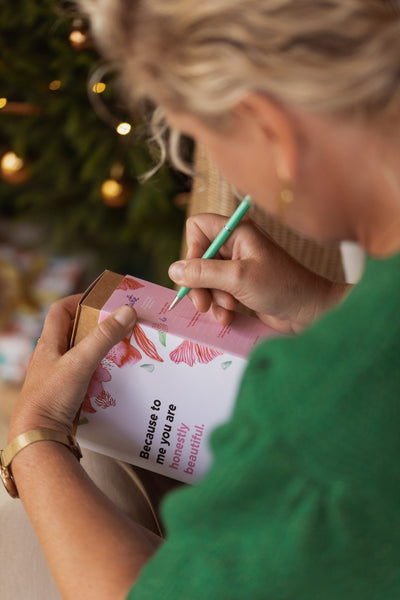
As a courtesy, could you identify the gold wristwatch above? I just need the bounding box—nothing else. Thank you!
[0,429,82,498]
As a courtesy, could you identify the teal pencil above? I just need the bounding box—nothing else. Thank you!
[168,195,252,311]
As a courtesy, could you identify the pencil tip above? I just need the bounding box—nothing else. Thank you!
[168,296,180,311]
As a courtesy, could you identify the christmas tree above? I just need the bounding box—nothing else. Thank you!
[0,0,187,286]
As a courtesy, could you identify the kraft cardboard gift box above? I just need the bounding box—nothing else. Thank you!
[71,271,276,484]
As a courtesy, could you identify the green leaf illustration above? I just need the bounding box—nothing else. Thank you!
[221,361,232,370]
[158,331,167,346]
[140,364,155,373]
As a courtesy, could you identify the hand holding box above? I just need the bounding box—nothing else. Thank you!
[72,271,277,484]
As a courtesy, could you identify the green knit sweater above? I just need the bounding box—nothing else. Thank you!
[129,251,400,599]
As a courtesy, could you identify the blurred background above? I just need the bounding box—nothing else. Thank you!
[0,0,188,432]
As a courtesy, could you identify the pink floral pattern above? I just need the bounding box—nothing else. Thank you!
[133,324,163,362]
[82,320,224,415]
[116,277,144,291]
[108,337,142,367]
[83,363,112,413]
[169,340,222,367]
[95,390,116,409]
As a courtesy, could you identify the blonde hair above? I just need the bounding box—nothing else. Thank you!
[79,0,400,166]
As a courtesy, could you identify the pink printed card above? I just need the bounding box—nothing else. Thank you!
[72,272,277,484]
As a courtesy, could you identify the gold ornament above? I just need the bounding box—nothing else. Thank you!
[100,179,131,208]
[100,163,131,208]
[0,152,31,185]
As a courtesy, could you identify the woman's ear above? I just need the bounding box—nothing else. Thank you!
[237,93,299,181]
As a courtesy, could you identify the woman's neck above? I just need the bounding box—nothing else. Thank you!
[346,137,400,258]
[357,162,400,257]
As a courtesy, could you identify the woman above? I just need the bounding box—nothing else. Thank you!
[2,1,400,598]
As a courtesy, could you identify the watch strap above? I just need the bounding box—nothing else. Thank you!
[0,428,82,499]
[1,429,81,466]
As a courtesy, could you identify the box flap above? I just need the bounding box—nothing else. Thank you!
[70,270,124,347]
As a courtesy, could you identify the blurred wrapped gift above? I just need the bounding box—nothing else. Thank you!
[0,245,88,384]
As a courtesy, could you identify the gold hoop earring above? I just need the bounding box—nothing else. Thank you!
[277,170,293,222]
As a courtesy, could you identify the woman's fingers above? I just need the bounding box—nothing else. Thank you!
[188,287,238,319]
[184,213,234,260]
[39,295,82,355]
[169,257,245,299]
[171,214,265,321]
[211,303,235,326]
[188,288,213,313]
[10,304,137,438]
[65,305,137,377]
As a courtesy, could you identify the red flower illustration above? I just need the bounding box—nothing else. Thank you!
[95,390,116,409]
[133,324,163,362]
[117,277,144,291]
[82,363,112,413]
[169,340,222,367]
[81,395,96,414]
[108,337,142,367]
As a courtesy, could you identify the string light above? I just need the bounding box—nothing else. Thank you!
[88,64,131,132]
[0,98,7,109]
[88,66,135,140]
[100,178,130,207]
[92,82,106,94]
[69,20,91,51]
[116,122,132,136]
[49,80,62,91]
[1,152,24,172]
[0,151,30,184]
[69,29,86,46]
[101,179,123,197]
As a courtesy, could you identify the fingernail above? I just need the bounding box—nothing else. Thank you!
[114,305,136,327]
[169,261,185,281]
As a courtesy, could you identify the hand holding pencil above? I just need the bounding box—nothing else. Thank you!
[168,201,341,333]
[168,196,252,311]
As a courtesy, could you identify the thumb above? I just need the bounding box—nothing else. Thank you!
[67,305,137,374]
[169,258,242,297]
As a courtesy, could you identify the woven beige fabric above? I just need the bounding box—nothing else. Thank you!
[187,145,346,282]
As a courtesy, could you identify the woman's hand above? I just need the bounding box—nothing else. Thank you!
[8,295,137,441]
[169,214,349,333]
[6,296,159,600]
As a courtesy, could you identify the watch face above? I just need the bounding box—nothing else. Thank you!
[0,467,18,498]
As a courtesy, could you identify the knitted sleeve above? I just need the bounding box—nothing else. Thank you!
[128,255,400,600]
